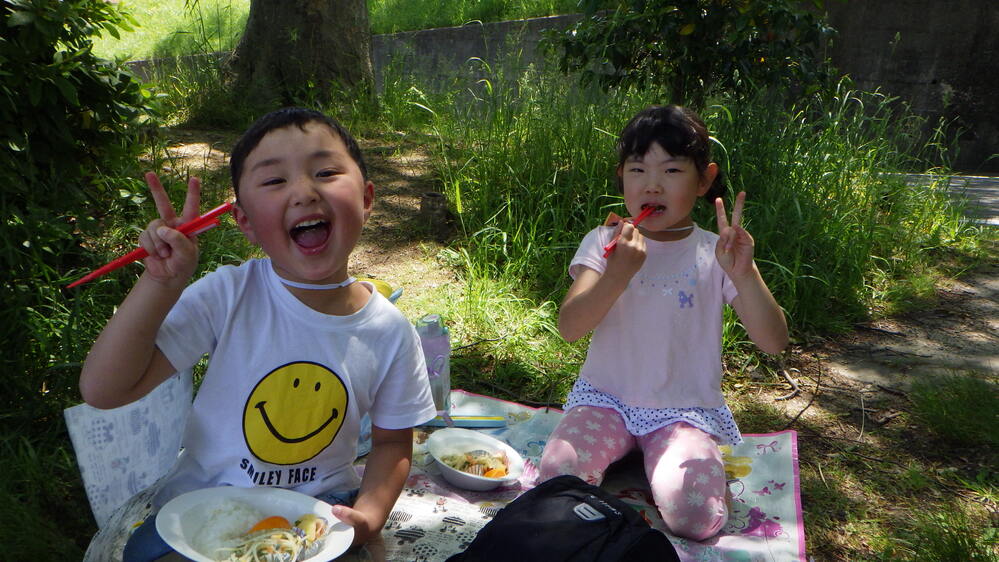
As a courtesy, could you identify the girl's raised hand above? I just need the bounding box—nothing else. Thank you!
[138,172,202,285]
[714,191,755,279]
[606,218,646,278]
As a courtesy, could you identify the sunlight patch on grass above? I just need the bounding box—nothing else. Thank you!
[94,0,248,61]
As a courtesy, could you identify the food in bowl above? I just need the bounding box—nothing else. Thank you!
[427,427,525,491]
[440,450,509,478]
[189,498,329,561]
[190,499,264,557]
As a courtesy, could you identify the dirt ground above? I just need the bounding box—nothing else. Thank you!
[775,257,998,423]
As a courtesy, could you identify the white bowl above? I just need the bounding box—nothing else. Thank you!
[156,486,353,562]
[427,428,525,491]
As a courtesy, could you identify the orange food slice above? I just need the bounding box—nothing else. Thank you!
[248,515,292,533]
[483,467,507,478]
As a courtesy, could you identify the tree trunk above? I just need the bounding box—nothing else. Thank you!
[229,0,373,107]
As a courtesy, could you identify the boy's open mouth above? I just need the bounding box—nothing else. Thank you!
[290,219,331,250]
[641,204,666,215]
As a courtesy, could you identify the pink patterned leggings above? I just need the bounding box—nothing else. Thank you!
[539,405,728,540]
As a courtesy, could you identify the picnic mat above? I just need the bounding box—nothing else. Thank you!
[369,389,806,561]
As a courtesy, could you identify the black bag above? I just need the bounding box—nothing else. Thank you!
[446,475,679,562]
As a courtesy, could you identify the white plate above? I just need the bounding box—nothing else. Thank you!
[156,486,353,562]
[427,428,525,491]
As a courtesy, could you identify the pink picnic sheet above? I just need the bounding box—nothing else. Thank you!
[365,389,807,561]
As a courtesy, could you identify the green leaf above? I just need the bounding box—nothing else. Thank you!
[28,80,42,107]
[8,10,35,27]
[53,77,80,107]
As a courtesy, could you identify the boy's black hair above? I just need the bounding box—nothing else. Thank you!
[229,107,368,197]
[616,105,725,202]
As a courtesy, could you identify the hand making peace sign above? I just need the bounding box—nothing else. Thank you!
[137,172,203,285]
[714,191,756,280]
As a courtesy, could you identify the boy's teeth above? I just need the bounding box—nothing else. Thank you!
[290,219,330,249]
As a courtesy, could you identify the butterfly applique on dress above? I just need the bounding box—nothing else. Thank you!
[678,291,694,308]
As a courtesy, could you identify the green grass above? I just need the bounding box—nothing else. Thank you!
[771,391,998,560]
[910,374,999,451]
[93,0,594,61]
[93,0,249,61]
[0,430,93,558]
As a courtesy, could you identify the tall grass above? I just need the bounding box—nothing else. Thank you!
[414,65,986,340]
[706,85,977,332]
[420,63,642,296]
[896,508,999,561]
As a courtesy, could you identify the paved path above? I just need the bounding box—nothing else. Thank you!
[906,174,999,225]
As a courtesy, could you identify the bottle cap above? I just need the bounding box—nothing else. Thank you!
[417,314,443,336]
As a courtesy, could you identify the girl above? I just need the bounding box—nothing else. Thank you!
[539,105,788,541]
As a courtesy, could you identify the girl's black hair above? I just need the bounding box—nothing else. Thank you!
[229,107,368,197]
[616,105,725,202]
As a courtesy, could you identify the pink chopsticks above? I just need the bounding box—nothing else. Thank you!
[67,201,234,288]
[602,206,656,258]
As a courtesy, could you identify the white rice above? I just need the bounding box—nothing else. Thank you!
[189,498,264,559]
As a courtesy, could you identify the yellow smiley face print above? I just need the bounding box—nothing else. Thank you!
[243,361,348,465]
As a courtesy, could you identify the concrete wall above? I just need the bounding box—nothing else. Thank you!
[824,1,999,173]
[370,14,579,91]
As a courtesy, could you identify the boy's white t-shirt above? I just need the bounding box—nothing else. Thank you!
[152,258,437,506]
[570,225,738,409]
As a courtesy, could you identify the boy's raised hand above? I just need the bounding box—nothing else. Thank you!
[714,191,755,279]
[138,172,202,285]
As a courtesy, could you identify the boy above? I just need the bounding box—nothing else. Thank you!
[80,107,437,560]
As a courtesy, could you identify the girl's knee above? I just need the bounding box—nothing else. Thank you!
[660,500,728,541]
[539,438,605,484]
[540,406,631,484]
[539,438,579,480]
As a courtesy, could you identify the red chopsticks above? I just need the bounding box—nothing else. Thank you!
[602,206,656,258]
[67,201,234,288]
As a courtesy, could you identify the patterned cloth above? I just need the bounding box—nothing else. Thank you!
[65,370,192,528]
[376,390,807,562]
[74,389,807,561]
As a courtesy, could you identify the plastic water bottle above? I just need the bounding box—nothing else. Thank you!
[416,314,451,414]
